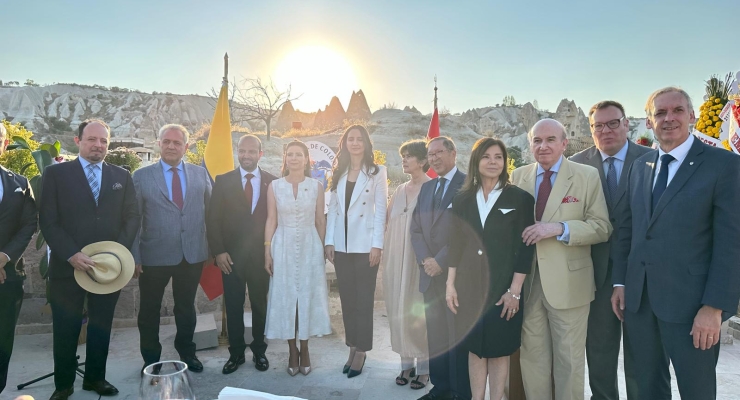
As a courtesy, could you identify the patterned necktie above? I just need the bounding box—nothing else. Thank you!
[535,170,554,221]
[170,167,184,210]
[86,164,100,205]
[244,173,254,213]
[433,177,446,209]
[652,154,675,211]
[605,157,619,203]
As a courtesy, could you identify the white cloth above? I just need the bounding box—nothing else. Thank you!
[219,387,306,399]
[240,166,261,213]
[476,184,503,228]
[265,177,331,340]
[654,134,694,188]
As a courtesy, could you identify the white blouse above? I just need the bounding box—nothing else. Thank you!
[476,184,503,228]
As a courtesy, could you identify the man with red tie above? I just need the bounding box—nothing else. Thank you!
[207,134,277,374]
[131,124,212,374]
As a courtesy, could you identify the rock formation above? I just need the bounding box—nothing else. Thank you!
[313,96,346,129]
[345,90,372,121]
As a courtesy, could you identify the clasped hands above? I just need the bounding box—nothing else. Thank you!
[522,222,564,246]
[422,257,442,277]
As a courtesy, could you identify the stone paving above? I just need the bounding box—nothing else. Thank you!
[4,305,740,400]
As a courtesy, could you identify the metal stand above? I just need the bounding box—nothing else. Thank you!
[17,355,85,390]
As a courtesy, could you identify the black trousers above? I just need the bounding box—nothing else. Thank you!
[586,267,637,400]
[222,258,269,357]
[334,252,378,352]
[0,280,23,394]
[624,281,721,400]
[423,275,471,399]
[138,259,203,365]
[49,277,120,390]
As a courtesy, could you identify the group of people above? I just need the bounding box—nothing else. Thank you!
[0,84,739,400]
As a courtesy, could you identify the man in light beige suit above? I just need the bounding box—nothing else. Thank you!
[511,119,611,400]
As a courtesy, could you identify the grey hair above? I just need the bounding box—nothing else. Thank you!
[528,118,567,141]
[428,136,456,152]
[644,86,694,118]
[158,124,190,143]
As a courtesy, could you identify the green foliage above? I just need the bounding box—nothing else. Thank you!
[105,147,142,171]
[185,140,206,165]
[24,79,40,87]
[508,145,526,168]
[502,95,517,107]
[0,120,41,178]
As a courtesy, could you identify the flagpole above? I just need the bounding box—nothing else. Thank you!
[433,74,437,110]
[218,52,230,347]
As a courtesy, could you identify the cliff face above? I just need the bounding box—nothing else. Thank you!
[0,84,214,139]
[345,90,372,121]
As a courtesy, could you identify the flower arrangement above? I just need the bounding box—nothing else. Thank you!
[695,73,733,139]
[636,133,653,147]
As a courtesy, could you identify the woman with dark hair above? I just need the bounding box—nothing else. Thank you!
[325,125,388,378]
[264,140,331,376]
[445,138,535,400]
[380,139,431,390]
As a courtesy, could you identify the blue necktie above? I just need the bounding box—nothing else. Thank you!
[86,164,100,205]
[605,157,618,203]
[433,177,446,209]
[652,154,675,211]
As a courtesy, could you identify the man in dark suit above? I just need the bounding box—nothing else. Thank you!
[411,136,470,400]
[570,100,651,400]
[612,87,740,399]
[132,124,212,374]
[0,124,38,395]
[207,134,277,374]
[40,119,139,400]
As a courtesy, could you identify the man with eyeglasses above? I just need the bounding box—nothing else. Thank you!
[570,101,651,400]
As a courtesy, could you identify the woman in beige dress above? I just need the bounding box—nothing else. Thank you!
[381,139,431,390]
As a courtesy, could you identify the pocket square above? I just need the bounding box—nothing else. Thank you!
[447,203,453,209]
[499,208,515,214]
[112,182,123,190]
[562,196,580,204]
[14,187,23,193]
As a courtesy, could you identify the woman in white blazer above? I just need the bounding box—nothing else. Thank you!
[325,125,388,378]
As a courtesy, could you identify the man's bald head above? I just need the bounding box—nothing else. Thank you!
[528,118,569,170]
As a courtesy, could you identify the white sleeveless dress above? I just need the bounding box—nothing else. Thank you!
[265,177,332,340]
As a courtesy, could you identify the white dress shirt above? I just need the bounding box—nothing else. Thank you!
[78,157,103,191]
[654,134,694,188]
[435,166,458,197]
[599,140,630,182]
[476,183,503,228]
[240,166,261,212]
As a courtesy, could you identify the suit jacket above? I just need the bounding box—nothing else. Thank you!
[511,158,612,309]
[326,165,388,252]
[39,158,140,280]
[613,138,740,323]
[569,142,652,289]
[207,167,277,278]
[0,165,37,282]
[131,161,211,266]
[411,168,466,293]
[448,185,536,333]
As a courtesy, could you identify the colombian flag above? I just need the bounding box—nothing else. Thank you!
[199,80,234,300]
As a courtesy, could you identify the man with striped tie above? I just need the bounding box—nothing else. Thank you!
[40,119,139,400]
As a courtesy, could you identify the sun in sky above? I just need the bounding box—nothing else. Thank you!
[274,45,359,113]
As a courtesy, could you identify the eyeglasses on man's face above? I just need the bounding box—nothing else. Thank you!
[591,116,625,132]
[427,149,448,159]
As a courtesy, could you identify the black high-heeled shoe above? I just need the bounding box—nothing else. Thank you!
[347,353,366,378]
[342,364,350,374]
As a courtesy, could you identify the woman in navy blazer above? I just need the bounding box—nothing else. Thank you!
[446,138,535,400]
[325,125,388,378]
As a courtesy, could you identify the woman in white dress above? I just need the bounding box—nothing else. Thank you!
[264,140,332,376]
[380,139,431,390]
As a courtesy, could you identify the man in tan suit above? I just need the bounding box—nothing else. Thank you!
[511,119,611,400]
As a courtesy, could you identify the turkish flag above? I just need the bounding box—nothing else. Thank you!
[200,263,224,301]
[426,107,440,178]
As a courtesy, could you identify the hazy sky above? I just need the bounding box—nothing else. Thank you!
[2,0,737,117]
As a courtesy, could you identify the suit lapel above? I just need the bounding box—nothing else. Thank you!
[642,152,658,219]
[182,163,198,211]
[433,170,463,224]
[98,163,112,205]
[73,158,97,204]
[612,142,641,208]
[254,168,271,212]
[542,159,573,222]
[153,162,172,205]
[584,147,609,208]
[649,139,705,225]
[349,169,369,208]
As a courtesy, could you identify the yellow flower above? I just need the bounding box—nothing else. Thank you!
[709,111,715,116]
[715,98,721,103]
[722,140,732,151]
[713,116,719,122]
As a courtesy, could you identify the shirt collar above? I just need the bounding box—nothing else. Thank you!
[240,166,260,178]
[440,166,458,182]
[658,133,694,164]
[537,155,564,176]
[160,159,183,172]
[78,156,103,170]
[599,140,629,163]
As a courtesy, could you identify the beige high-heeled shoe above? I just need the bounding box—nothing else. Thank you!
[299,365,311,376]
[287,366,299,376]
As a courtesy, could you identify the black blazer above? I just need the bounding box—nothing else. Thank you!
[448,185,535,333]
[0,166,37,282]
[207,167,277,276]
[39,158,140,280]
[613,139,740,322]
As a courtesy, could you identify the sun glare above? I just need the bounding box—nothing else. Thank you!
[274,46,358,113]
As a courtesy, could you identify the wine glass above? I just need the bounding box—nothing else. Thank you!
[140,360,196,400]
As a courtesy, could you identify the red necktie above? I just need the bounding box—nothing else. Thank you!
[535,170,553,221]
[171,167,184,210]
[244,173,254,213]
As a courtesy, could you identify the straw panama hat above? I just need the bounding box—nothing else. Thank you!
[74,241,135,294]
